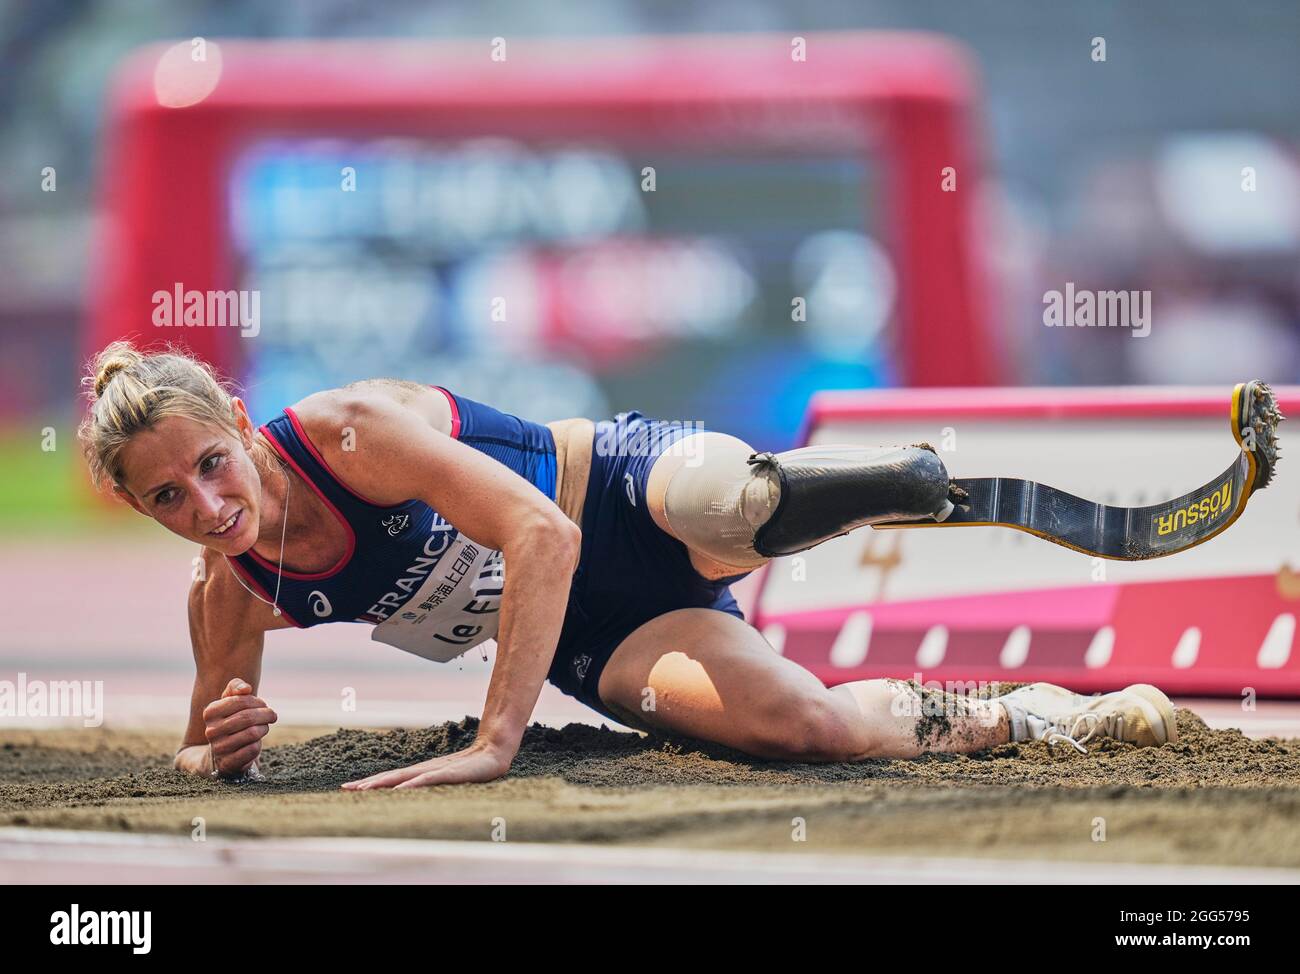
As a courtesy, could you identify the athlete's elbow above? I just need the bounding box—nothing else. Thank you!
[510,511,581,570]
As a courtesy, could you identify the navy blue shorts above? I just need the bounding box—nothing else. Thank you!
[547,411,753,724]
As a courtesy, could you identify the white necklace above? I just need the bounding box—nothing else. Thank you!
[225,460,291,617]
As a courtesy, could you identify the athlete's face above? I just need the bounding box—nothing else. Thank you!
[114,398,265,555]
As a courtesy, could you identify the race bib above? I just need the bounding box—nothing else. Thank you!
[370,529,505,663]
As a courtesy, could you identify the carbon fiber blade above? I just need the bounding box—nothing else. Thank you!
[879,453,1253,560]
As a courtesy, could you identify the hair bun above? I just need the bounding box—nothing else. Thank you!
[90,342,143,398]
[94,360,129,397]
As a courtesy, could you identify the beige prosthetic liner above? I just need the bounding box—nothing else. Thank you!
[657,431,781,570]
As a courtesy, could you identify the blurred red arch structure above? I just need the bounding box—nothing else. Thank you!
[87,31,1000,386]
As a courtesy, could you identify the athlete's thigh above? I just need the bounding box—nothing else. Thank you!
[596,607,858,756]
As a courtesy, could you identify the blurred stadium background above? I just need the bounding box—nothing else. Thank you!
[5,1,1300,521]
[3,0,1300,729]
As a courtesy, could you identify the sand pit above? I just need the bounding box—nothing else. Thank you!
[2,708,1298,868]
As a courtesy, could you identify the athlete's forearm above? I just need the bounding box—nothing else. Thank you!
[476,520,581,756]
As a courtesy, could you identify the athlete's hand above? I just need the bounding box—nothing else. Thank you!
[204,678,278,778]
[341,739,512,790]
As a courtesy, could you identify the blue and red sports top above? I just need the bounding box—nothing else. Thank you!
[228,387,557,662]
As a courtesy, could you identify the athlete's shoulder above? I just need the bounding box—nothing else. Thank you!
[282,382,457,508]
[288,381,453,441]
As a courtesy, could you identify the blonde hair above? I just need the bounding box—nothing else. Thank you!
[78,340,241,491]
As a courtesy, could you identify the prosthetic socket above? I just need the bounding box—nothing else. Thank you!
[661,437,956,568]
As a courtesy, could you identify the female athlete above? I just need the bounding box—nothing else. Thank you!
[78,342,1178,790]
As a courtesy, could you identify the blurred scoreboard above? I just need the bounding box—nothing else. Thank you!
[230,139,887,440]
[91,33,998,447]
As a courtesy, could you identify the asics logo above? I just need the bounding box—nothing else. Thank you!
[308,590,333,618]
[624,472,636,507]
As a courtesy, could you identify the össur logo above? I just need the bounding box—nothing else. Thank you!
[49,904,151,954]
[1154,480,1232,537]
[381,513,411,537]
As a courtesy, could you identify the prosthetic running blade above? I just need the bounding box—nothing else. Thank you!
[876,380,1282,561]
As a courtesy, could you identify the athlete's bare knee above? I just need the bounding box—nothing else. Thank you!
[744,693,861,761]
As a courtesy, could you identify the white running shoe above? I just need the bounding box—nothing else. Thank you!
[997,682,1178,753]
